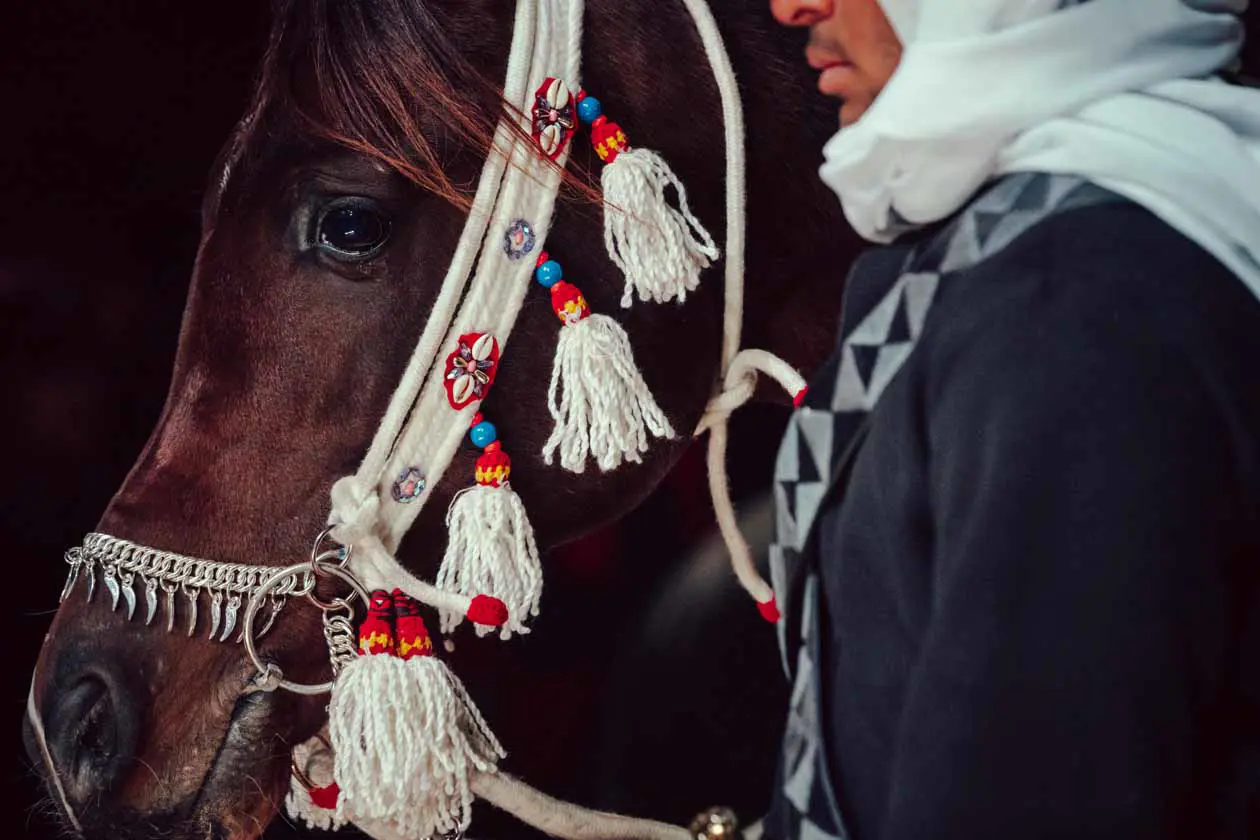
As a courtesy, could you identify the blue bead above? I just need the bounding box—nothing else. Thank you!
[535,259,563,288]
[469,421,498,449]
[577,96,602,124]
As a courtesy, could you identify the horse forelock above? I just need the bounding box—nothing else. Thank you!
[207,0,602,226]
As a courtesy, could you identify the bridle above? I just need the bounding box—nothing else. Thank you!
[55,0,805,835]
[59,0,799,655]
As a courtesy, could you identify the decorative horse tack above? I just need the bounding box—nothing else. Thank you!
[56,0,807,837]
[62,532,310,643]
[437,412,540,638]
[502,218,537,260]
[390,466,427,503]
[443,332,500,409]
[569,85,720,309]
[532,77,577,160]
[533,247,675,473]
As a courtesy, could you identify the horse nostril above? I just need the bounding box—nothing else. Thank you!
[47,671,138,807]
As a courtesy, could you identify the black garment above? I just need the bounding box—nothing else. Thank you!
[768,181,1260,839]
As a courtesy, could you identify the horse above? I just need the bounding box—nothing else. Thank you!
[24,0,857,837]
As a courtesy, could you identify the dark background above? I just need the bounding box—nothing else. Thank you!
[3,4,1257,839]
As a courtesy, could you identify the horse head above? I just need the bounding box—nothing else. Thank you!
[25,1,855,837]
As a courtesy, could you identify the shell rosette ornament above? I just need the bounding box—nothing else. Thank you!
[444,332,500,409]
[531,77,576,160]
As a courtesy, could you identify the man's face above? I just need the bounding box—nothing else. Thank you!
[771,0,903,127]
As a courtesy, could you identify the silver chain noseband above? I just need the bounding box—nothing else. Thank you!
[61,532,320,644]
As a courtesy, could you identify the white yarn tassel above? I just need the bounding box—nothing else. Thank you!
[438,484,542,639]
[285,776,344,832]
[329,653,505,839]
[602,146,719,308]
[543,309,674,473]
[285,732,345,832]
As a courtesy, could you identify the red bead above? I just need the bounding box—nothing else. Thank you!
[550,281,591,325]
[309,783,340,810]
[467,594,509,627]
[470,411,485,428]
[536,250,550,269]
[475,445,511,487]
[590,115,630,163]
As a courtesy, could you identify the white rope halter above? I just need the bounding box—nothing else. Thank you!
[325,0,802,624]
[55,0,806,835]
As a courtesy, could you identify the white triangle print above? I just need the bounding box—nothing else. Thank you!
[792,482,828,547]
[775,420,801,483]
[774,481,798,544]
[847,272,907,346]
[831,345,870,412]
[798,411,835,477]
[939,211,982,273]
[901,272,939,337]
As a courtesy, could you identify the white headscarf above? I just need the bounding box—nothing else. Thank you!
[819,0,1260,296]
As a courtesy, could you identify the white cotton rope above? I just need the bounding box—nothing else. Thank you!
[327,0,539,593]
[379,0,582,554]
[28,677,83,835]
[677,0,802,608]
[473,772,693,840]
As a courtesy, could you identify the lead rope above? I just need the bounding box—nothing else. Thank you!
[683,0,804,619]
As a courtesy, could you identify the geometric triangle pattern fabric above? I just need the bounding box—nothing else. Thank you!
[766,172,1122,840]
[775,577,851,840]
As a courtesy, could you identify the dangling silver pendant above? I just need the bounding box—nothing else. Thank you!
[143,577,159,626]
[164,583,177,634]
[85,561,96,603]
[104,569,121,612]
[220,594,241,643]
[208,590,223,641]
[61,559,80,602]
[186,588,200,637]
[120,574,137,621]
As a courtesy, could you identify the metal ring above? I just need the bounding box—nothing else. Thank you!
[310,526,353,570]
[305,527,353,611]
[242,560,369,696]
[305,555,358,612]
[290,730,334,793]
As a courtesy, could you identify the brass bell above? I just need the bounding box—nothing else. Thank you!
[690,806,741,840]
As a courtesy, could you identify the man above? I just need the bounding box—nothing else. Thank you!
[762,2,1260,839]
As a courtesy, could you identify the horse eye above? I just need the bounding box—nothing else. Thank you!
[315,199,391,260]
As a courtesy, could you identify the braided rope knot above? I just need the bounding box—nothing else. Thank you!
[329,477,386,552]
[695,368,756,437]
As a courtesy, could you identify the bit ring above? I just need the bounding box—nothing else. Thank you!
[242,560,368,695]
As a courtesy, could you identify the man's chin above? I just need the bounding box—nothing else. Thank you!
[838,101,866,129]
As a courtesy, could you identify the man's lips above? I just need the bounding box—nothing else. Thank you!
[817,61,857,97]
[806,50,855,98]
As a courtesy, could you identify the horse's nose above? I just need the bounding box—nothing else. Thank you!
[40,666,140,808]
